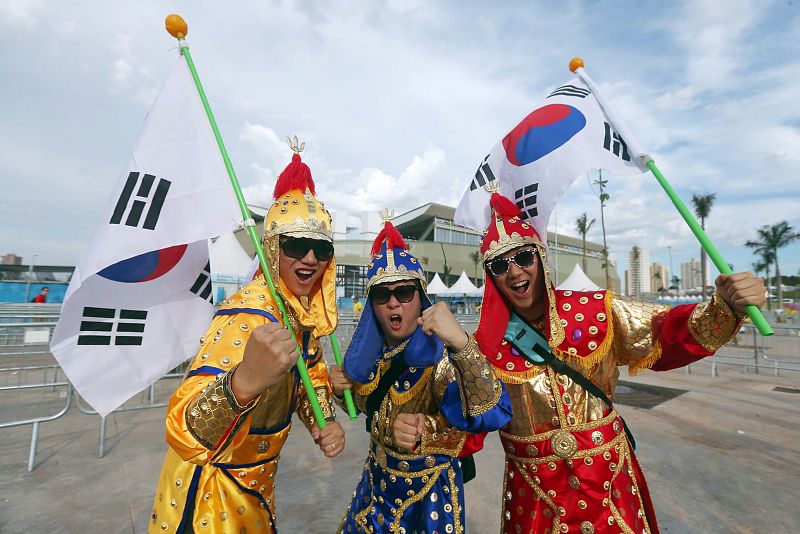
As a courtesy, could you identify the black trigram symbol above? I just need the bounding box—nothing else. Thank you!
[77,307,147,346]
[109,172,171,230]
[514,183,539,219]
[602,122,630,161]
[547,84,590,99]
[469,155,497,191]
[190,262,213,304]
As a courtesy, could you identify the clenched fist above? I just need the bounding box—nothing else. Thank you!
[417,302,469,351]
[393,413,425,451]
[715,273,766,314]
[312,421,346,458]
[231,322,298,404]
[329,364,353,397]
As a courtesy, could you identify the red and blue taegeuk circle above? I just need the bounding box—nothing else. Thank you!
[502,104,586,166]
[97,244,188,283]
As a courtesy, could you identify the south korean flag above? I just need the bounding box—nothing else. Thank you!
[51,59,241,416]
[454,76,647,239]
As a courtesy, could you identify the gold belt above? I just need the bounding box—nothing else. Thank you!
[499,411,626,462]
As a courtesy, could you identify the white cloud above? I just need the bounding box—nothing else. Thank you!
[1,0,798,276]
[239,123,294,170]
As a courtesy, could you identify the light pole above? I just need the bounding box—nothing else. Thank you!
[24,254,37,302]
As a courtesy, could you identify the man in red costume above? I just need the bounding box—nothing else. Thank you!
[474,189,765,534]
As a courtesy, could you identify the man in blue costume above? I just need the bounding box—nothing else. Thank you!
[331,213,513,534]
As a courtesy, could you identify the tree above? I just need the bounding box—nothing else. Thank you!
[670,275,681,297]
[469,250,482,282]
[747,222,797,308]
[593,171,611,289]
[751,252,775,309]
[691,193,716,302]
[575,212,596,273]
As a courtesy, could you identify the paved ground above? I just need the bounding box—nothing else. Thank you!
[1,363,799,533]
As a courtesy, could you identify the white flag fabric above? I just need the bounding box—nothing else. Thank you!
[51,59,242,416]
[454,77,647,238]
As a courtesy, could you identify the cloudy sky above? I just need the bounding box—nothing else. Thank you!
[2,0,799,281]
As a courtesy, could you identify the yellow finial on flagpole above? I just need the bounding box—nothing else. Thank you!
[569,57,585,73]
[165,14,188,39]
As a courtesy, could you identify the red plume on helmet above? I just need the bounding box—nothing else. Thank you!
[489,190,523,219]
[273,153,316,199]
[371,220,407,256]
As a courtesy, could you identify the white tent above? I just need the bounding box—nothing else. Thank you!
[210,232,253,301]
[210,232,252,277]
[557,264,601,291]
[426,273,449,295]
[441,271,483,297]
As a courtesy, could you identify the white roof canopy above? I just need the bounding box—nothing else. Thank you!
[210,232,252,278]
[426,273,449,295]
[439,271,482,297]
[557,264,601,291]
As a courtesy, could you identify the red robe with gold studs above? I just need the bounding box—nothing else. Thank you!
[474,192,740,534]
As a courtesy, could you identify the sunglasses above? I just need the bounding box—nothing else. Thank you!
[485,248,537,276]
[279,236,334,261]
[370,284,418,305]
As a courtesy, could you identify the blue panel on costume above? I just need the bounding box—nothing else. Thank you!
[340,443,466,533]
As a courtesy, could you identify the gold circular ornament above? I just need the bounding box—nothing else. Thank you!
[550,430,578,459]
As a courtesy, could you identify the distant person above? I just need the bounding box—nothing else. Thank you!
[32,287,48,303]
[352,295,363,313]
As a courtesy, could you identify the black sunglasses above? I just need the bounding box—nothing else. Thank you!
[279,236,334,261]
[485,248,537,276]
[370,284,418,305]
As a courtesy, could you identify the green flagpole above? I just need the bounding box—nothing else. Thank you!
[569,57,773,336]
[329,331,357,418]
[165,14,328,427]
[644,160,773,335]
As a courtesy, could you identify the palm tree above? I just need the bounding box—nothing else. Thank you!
[469,250,482,282]
[670,275,681,297]
[751,254,774,310]
[691,193,716,302]
[575,212,596,273]
[594,171,611,289]
[747,222,797,307]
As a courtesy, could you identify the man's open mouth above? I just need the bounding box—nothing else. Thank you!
[389,314,403,330]
[509,279,529,296]
[295,268,315,284]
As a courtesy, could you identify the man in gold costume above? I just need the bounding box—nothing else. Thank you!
[473,189,765,534]
[149,150,344,533]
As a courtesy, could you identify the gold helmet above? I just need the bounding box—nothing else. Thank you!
[260,138,337,338]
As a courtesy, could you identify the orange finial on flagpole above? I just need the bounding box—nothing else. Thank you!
[165,14,188,39]
[569,57,585,73]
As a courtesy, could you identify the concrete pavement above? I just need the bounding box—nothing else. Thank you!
[1,364,798,533]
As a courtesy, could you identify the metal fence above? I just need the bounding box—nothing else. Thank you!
[2,304,796,471]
